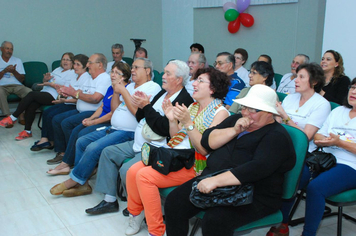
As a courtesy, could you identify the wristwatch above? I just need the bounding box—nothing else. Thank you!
[75,91,80,99]
[187,125,194,131]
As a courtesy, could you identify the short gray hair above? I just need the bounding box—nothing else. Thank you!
[168,60,190,86]
[112,43,124,53]
[296,54,310,64]
[135,57,153,78]
[1,41,13,48]
[95,53,108,70]
[191,52,206,65]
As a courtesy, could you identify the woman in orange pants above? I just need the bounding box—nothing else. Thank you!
[125,68,230,236]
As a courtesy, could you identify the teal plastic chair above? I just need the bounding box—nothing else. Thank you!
[324,189,356,236]
[188,124,308,235]
[37,105,52,130]
[51,60,61,71]
[274,73,283,88]
[123,57,133,67]
[330,101,340,110]
[7,61,49,103]
[277,92,287,102]
[160,124,308,235]
[153,70,162,87]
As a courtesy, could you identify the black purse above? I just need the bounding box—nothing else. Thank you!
[306,147,336,174]
[141,142,195,175]
[189,169,254,209]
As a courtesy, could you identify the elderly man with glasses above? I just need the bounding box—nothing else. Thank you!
[214,52,246,109]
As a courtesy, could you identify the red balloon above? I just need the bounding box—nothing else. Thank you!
[240,13,254,27]
[228,17,241,34]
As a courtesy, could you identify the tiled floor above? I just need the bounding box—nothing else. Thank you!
[0,114,356,236]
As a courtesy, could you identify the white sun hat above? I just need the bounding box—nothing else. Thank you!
[233,84,279,115]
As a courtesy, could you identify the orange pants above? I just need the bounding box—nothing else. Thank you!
[126,161,195,236]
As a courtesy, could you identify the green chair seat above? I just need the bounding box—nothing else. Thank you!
[330,101,340,111]
[327,189,356,204]
[159,187,176,198]
[7,94,21,102]
[237,211,282,232]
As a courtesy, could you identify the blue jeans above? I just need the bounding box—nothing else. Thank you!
[70,127,134,185]
[41,103,76,141]
[282,164,356,236]
[52,110,93,153]
[62,122,110,166]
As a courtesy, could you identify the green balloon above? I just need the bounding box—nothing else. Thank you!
[224,9,239,22]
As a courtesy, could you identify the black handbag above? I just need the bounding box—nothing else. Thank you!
[141,142,195,175]
[189,169,254,209]
[306,147,336,173]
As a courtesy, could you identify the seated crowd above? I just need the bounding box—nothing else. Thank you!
[0,40,355,236]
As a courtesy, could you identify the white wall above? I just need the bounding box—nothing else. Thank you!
[2,0,163,71]
[162,0,194,66]
[322,0,356,79]
[193,0,326,74]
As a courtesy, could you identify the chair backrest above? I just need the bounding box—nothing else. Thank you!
[122,57,133,66]
[153,70,162,86]
[281,124,309,200]
[330,101,340,111]
[277,92,287,102]
[23,61,49,88]
[274,73,283,88]
[52,60,61,71]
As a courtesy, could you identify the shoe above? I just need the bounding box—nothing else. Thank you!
[62,182,92,197]
[266,223,289,236]
[0,116,16,128]
[123,207,130,217]
[15,130,32,141]
[50,182,68,195]
[46,166,70,175]
[47,153,64,165]
[31,141,54,151]
[126,212,145,235]
[85,200,119,215]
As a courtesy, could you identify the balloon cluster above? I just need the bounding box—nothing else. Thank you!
[223,0,254,34]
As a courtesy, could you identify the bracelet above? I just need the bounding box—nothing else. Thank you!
[282,116,291,124]
[75,91,80,99]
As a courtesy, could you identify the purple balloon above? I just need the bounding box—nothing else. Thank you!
[223,2,237,12]
[236,0,251,13]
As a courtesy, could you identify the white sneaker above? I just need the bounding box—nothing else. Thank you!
[125,212,145,235]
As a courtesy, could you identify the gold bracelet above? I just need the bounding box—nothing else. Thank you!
[283,116,291,124]
[75,91,80,99]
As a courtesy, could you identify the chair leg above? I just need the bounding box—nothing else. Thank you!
[337,206,342,236]
[37,112,43,130]
[189,218,201,236]
[116,173,127,201]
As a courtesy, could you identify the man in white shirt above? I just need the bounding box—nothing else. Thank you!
[277,54,309,94]
[233,48,250,86]
[106,43,126,73]
[0,41,30,116]
[185,52,206,97]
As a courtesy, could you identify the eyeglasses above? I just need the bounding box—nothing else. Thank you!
[87,61,100,65]
[213,61,228,68]
[234,56,242,60]
[61,58,72,62]
[196,78,210,84]
[249,70,259,75]
[241,106,262,113]
[349,85,356,90]
[131,65,147,70]
[110,70,124,76]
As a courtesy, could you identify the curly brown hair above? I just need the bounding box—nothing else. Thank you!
[192,67,230,99]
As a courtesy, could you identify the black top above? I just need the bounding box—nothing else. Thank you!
[201,114,296,208]
[323,75,350,105]
[135,87,194,139]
